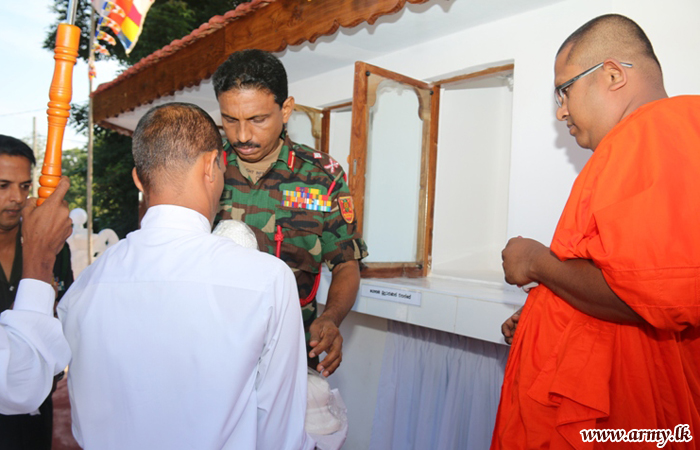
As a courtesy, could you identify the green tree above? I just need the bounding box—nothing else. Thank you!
[45,0,250,237]
[67,103,138,238]
[62,147,88,211]
[44,0,249,65]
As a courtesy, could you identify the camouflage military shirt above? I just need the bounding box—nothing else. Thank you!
[217,135,368,339]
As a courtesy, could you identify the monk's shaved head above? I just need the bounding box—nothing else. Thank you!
[554,14,668,151]
[558,14,662,82]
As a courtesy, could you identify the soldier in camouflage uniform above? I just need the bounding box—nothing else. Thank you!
[213,50,367,376]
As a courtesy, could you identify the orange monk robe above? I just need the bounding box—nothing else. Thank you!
[492,96,700,450]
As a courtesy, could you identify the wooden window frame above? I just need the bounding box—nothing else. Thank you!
[320,101,353,155]
[297,63,514,279]
[346,62,514,279]
[292,104,323,151]
[348,62,440,278]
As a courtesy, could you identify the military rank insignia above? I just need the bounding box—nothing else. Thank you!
[324,158,340,173]
[282,187,332,212]
[338,196,355,223]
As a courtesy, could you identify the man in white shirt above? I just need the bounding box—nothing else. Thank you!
[0,177,72,414]
[58,103,314,450]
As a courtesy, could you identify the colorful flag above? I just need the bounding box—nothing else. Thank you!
[95,30,117,47]
[98,15,120,36]
[92,0,155,55]
[88,60,97,79]
[93,42,111,56]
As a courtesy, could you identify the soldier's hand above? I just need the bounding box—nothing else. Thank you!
[309,316,342,377]
[501,307,523,345]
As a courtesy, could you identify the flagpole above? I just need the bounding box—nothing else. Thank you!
[38,0,80,205]
[32,117,39,198]
[87,7,95,265]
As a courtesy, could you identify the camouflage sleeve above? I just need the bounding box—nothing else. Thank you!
[321,170,368,271]
[215,143,237,227]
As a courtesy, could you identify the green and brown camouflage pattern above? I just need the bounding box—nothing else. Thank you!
[217,135,368,340]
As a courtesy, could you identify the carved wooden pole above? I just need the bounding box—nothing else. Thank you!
[39,0,80,205]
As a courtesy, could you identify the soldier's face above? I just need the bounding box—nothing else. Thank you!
[218,88,294,163]
[0,155,32,232]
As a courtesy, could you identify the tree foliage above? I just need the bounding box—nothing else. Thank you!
[45,0,249,237]
[62,147,87,211]
[66,104,139,238]
[44,0,249,65]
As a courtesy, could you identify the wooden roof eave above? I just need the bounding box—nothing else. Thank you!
[92,0,430,127]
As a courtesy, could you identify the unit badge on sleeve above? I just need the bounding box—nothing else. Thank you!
[338,196,355,223]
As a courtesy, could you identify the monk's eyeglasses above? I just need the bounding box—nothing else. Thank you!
[555,61,633,107]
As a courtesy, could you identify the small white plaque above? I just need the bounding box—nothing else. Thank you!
[360,284,422,306]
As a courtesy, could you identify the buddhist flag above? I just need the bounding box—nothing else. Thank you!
[92,0,154,55]
[93,42,111,56]
[88,60,97,79]
[95,30,117,47]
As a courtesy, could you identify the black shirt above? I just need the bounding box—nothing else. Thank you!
[0,225,74,313]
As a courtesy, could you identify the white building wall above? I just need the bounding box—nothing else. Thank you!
[289,1,700,448]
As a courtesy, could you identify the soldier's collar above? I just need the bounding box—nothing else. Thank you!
[278,134,299,172]
[223,140,239,167]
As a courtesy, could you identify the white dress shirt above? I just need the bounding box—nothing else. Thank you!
[0,279,71,414]
[58,205,314,450]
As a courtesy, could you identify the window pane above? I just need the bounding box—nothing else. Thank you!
[431,73,513,281]
[287,109,316,149]
[328,109,352,174]
[364,80,423,262]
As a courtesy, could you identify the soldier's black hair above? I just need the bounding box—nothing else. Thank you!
[0,135,36,166]
[212,49,288,108]
[132,102,223,192]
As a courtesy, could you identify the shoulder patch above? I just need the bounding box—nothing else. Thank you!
[338,196,355,223]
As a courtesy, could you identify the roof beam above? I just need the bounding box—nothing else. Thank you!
[93,0,429,126]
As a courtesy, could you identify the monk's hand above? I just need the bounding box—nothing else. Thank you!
[21,177,72,283]
[501,237,548,287]
[501,307,523,345]
[309,315,342,377]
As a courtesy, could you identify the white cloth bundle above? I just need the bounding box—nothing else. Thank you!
[305,368,345,436]
[212,220,259,249]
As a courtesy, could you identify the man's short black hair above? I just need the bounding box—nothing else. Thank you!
[0,135,36,166]
[212,49,288,107]
[132,102,223,193]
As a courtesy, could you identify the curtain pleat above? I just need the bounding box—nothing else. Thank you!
[369,320,509,450]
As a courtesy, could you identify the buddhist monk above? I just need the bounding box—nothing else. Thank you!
[493,14,700,449]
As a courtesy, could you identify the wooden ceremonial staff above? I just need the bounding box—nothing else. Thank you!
[38,0,80,205]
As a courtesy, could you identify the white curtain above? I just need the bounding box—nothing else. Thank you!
[369,320,509,450]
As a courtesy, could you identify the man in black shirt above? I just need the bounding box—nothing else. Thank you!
[0,135,73,449]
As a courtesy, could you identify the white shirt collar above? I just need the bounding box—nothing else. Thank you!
[139,205,211,234]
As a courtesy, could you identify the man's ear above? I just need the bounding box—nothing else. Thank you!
[603,59,628,92]
[281,96,295,124]
[203,149,220,183]
[132,168,145,192]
